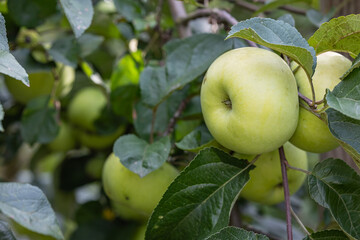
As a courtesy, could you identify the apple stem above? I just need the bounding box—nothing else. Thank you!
[298,92,316,108]
[290,207,311,236]
[279,146,293,240]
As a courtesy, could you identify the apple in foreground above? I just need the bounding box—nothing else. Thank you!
[236,142,308,205]
[201,47,299,155]
[290,51,352,153]
[102,153,179,219]
[67,87,124,149]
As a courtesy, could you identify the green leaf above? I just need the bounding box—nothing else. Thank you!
[226,17,316,78]
[78,33,104,58]
[253,0,308,16]
[134,88,187,140]
[140,34,232,107]
[113,0,144,21]
[326,67,360,120]
[59,0,94,38]
[0,182,64,240]
[110,51,143,90]
[113,134,171,177]
[341,53,360,80]
[175,125,214,151]
[0,220,16,240]
[206,227,269,240]
[308,14,360,56]
[110,84,139,123]
[0,14,28,85]
[306,9,335,28]
[21,96,59,145]
[278,14,295,27]
[48,36,80,68]
[326,108,360,168]
[308,158,360,239]
[302,229,349,240]
[146,148,255,240]
[8,0,57,28]
[0,103,3,132]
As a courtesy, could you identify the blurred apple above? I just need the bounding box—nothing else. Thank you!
[102,153,178,219]
[47,121,76,152]
[236,142,308,205]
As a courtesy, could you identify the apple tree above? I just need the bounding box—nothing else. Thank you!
[0,0,359,240]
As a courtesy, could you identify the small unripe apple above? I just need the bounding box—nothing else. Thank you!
[67,87,124,149]
[102,153,179,218]
[236,142,308,205]
[290,51,352,153]
[47,121,76,152]
[201,47,299,155]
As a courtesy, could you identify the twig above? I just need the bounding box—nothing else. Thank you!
[290,207,311,236]
[285,161,311,175]
[168,0,191,38]
[279,146,293,240]
[298,92,314,108]
[177,8,258,47]
[162,96,192,136]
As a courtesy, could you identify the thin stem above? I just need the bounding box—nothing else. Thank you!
[285,161,311,175]
[298,92,314,108]
[150,106,158,143]
[279,146,293,240]
[290,207,311,236]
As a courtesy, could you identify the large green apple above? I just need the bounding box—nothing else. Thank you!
[236,142,308,205]
[5,71,54,104]
[102,153,179,219]
[111,200,148,222]
[67,87,124,149]
[201,47,299,155]
[289,51,352,153]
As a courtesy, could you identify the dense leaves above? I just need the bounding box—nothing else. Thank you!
[308,158,360,239]
[59,0,94,38]
[206,227,270,240]
[308,14,360,56]
[21,96,59,145]
[227,17,316,77]
[175,125,214,152]
[48,36,80,68]
[140,34,233,107]
[146,148,255,240]
[0,183,63,240]
[0,103,3,132]
[113,134,171,177]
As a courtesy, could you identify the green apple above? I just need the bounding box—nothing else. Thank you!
[47,121,76,152]
[102,153,179,218]
[201,47,299,155]
[5,71,54,104]
[16,28,40,49]
[54,64,75,98]
[111,201,148,222]
[236,142,308,205]
[68,87,124,149]
[132,224,147,240]
[289,51,352,153]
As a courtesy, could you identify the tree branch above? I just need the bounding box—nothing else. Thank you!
[279,146,293,240]
[168,0,191,38]
[177,8,258,47]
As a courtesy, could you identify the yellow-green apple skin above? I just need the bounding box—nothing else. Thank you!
[132,224,147,240]
[68,87,124,149]
[47,121,76,152]
[236,142,308,205]
[5,71,54,104]
[290,51,352,153]
[111,200,148,222]
[102,153,179,218]
[201,47,299,155]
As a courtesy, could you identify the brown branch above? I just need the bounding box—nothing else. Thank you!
[168,0,191,38]
[162,96,192,136]
[177,8,258,47]
[279,146,293,240]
